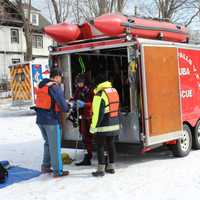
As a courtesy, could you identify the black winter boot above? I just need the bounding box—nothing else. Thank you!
[75,154,91,166]
[92,164,105,177]
[105,163,115,174]
[41,165,53,173]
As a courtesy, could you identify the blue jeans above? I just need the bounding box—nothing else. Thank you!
[38,124,62,176]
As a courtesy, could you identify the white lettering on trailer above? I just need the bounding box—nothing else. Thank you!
[181,90,193,98]
[179,67,190,76]
[196,74,200,79]
[179,52,192,66]
[193,65,197,72]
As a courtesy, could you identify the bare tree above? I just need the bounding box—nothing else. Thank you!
[45,0,54,24]
[184,0,200,26]
[46,0,128,24]
[72,0,82,24]
[153,0,200,26]
[51,0,61,23]
[111,0,127,13]
[49,0,71,23]
[72,0,127,23]
[98,0,109,15]
[136,0,200,26]
[12,0,32,61]
[154,0,188,20]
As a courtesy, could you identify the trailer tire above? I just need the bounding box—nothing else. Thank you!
[192,120,200,149]
[171,124,192,157]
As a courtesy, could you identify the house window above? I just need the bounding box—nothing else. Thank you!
[32,13,38,26]
[11,29,19,43]
[12,59,20,64]
[32,35,43,48]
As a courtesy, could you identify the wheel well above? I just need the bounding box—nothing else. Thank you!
[183,121,194,134]
[194,118,200,127]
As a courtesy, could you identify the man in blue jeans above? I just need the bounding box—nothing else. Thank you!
[35,68,69,177]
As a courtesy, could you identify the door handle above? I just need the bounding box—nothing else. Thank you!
[145,116,152,120]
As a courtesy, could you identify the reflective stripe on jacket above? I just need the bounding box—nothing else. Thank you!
[90,81,120,134]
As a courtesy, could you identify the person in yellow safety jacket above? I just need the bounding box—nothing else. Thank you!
[90,74,120,177]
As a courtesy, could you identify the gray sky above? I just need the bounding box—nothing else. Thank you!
[32,0,136,22]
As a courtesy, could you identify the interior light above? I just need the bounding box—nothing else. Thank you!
[126,33,133,41]
[48,46,54,52]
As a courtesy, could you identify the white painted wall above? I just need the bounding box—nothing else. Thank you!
[0,26,24,52]
[0,26,24,80]
[32,34,52,56]
[0,26,52,82]
[0,53,24,80]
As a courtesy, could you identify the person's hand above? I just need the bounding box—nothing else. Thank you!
[67,100,74,109]
[46,81,56,87]
[69,97,74,101]
[76,100,85,108]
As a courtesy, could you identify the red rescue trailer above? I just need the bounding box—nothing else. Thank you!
[46,14,200,158]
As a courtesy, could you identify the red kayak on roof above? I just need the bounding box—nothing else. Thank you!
[94,13,127,36]
[94,13,189,43]
[43,22,81,43]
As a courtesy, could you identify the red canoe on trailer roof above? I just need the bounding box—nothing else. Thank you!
[93,13,189,43]
[43,22,81,44]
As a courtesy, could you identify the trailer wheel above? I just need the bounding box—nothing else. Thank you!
[171,124,192,157]
[192,120,200,149]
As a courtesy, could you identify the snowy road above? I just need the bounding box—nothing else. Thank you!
[0,100,200,200]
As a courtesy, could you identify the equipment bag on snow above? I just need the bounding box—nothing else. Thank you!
[0,163,8,183]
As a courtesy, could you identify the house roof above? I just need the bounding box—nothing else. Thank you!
[23,3,40,12]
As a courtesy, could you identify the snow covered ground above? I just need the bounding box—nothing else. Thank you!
[1,98,200,200]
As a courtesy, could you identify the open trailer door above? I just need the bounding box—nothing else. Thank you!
[141,45,183,146]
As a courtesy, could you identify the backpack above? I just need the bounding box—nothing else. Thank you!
[0,163,8,183]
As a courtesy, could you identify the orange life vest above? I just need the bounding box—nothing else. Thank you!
[104,88,120,118]
[35,84,60,112]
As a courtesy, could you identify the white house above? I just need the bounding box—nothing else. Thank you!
[0,1,52,83]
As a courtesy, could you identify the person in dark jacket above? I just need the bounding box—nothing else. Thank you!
[90,74,120,177]
[72,74,94,166]
[35,68,69,177]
